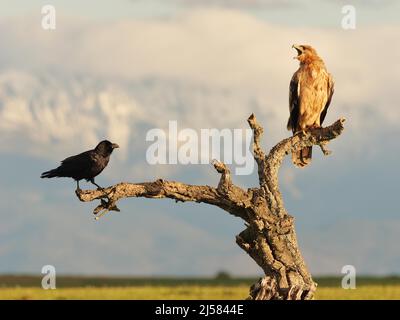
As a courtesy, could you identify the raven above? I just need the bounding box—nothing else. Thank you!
[41,140,119,190]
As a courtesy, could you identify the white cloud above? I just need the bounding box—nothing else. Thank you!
[0,9,398,181]
[0,10,398,151]
[0,71,148,161]
[0,9,398,193]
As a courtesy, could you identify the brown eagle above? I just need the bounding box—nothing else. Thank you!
[287,44,334,168]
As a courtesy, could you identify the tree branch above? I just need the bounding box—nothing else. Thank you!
[247,113,266,179]
[264,117,345,216]
[211,159,232,192]
[76,161,252,220]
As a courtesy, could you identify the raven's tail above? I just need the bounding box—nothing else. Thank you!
[292,146,312,168]
[41,168,59,178]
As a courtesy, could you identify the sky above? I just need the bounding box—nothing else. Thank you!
[0,0,399,277]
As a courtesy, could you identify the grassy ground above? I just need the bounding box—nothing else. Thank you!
[1,285,400,300]
[1,276,400,300]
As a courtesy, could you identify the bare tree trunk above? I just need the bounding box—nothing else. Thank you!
[76,114,345,300]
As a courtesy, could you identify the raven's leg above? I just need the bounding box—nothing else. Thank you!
[90,178,103,190]
[75,180,82,192]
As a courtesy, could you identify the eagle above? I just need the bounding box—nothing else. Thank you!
[287,44,334,168]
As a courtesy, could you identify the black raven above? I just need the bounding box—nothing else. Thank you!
[41,140,119,190]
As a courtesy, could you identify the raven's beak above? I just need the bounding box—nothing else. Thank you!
[112,143,120,149]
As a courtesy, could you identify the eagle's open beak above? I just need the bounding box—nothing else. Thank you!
[292,44,303,58]
[112,143,120,149]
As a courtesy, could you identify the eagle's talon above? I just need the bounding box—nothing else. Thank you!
[295,130,308,137]
[94,209,108,220]
[323,150,332,156]
[319,144,332,156]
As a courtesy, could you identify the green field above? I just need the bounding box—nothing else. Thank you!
[2,285,400,300]
[1,276,400,300]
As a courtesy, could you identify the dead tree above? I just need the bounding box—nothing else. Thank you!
[76,114,345,300]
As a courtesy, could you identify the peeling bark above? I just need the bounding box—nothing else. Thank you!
[76,114,345,300]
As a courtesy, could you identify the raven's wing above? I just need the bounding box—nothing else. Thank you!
[287,70,300,133]
[319,72,334,126]
[57,150,98,179]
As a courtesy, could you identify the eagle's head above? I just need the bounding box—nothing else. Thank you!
[292,44,320,64]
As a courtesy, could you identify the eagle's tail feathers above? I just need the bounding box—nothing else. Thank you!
[287,118,292,131]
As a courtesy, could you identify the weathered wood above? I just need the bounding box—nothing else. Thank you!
[76,115,345,299]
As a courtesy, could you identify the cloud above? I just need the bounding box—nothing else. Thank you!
[0,9,399,165]
[0,71,147,161]
[1,9,399,195]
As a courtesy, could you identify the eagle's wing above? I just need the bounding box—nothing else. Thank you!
[287,70,301,133]
[319,72,334,126]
